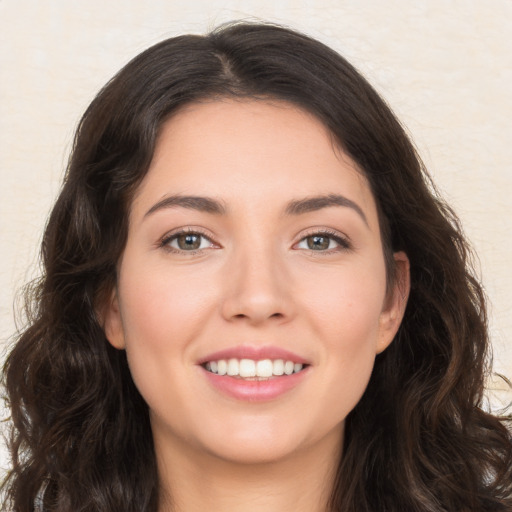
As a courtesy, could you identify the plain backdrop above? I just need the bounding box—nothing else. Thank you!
[1,0,511,471]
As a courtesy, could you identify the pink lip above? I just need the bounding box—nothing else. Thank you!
[197,346,310,365]
[200,366,310,402]
[197,345,311,402]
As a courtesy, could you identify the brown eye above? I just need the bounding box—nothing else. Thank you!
[296,232,351,252]
[307,235,330,250]
[163,231,213,252]
[177,233,202,250]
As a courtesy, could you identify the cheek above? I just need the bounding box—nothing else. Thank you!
[299,255,387,337]
[119,259,218,346]
[115,259,219,402]
[297,258,386,408]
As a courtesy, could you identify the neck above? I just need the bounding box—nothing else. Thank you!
[155,429,342,512]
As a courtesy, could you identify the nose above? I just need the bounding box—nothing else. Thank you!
[220,244,294,326]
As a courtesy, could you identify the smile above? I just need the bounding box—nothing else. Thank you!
[199,347,311,401]
[204,358,305,379]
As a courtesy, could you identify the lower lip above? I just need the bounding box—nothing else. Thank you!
[201,367,310,402]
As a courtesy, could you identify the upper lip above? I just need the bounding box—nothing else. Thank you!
[197,346,310,365]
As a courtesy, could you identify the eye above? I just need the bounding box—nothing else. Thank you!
[295,232,351,252]
[161,230,215,252]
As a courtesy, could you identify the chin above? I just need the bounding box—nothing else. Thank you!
[203,436,307,466]
[193,415,344,466]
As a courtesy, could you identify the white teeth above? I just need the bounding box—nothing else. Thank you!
[273,359,284,376]
[204,358,305,378]
[217,359,227,376]
[239,359,256,377]
[256,359,273,377]
[227,358,239,376]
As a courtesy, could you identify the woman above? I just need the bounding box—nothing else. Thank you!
[2,22,511,512]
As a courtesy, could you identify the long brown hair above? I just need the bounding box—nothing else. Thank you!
[3,22,511,511]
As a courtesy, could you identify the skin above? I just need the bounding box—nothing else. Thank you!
[104,99,409,512]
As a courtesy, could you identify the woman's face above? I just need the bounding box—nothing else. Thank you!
[104,99,408,466]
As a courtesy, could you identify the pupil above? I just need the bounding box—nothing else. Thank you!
[178,234,200,250]
[308,236,329,250]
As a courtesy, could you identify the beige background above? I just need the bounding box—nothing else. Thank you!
[1,0,511,470]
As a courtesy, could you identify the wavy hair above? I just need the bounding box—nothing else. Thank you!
[2,22,511,512]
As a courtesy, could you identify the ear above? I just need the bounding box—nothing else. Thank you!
[376,251,410,354]
[100,288,126,350]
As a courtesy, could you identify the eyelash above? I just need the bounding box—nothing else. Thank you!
[160,228,217,254]
[295,229,352,254]
[159,228,352,254]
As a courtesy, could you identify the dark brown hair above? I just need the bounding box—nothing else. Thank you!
[3,22,511,512]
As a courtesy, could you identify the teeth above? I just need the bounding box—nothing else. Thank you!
[273,359,284,376]
[227,359,239,376]
[239,359,256,377]
[204,358,304,378]
[217,360,227,376]
[256,359,273,377]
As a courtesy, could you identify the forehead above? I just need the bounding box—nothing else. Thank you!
[131,99,378,227]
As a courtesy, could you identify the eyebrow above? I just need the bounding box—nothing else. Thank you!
[144,195,226,217]
[285,194,368,225]
[144,193,368,225]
